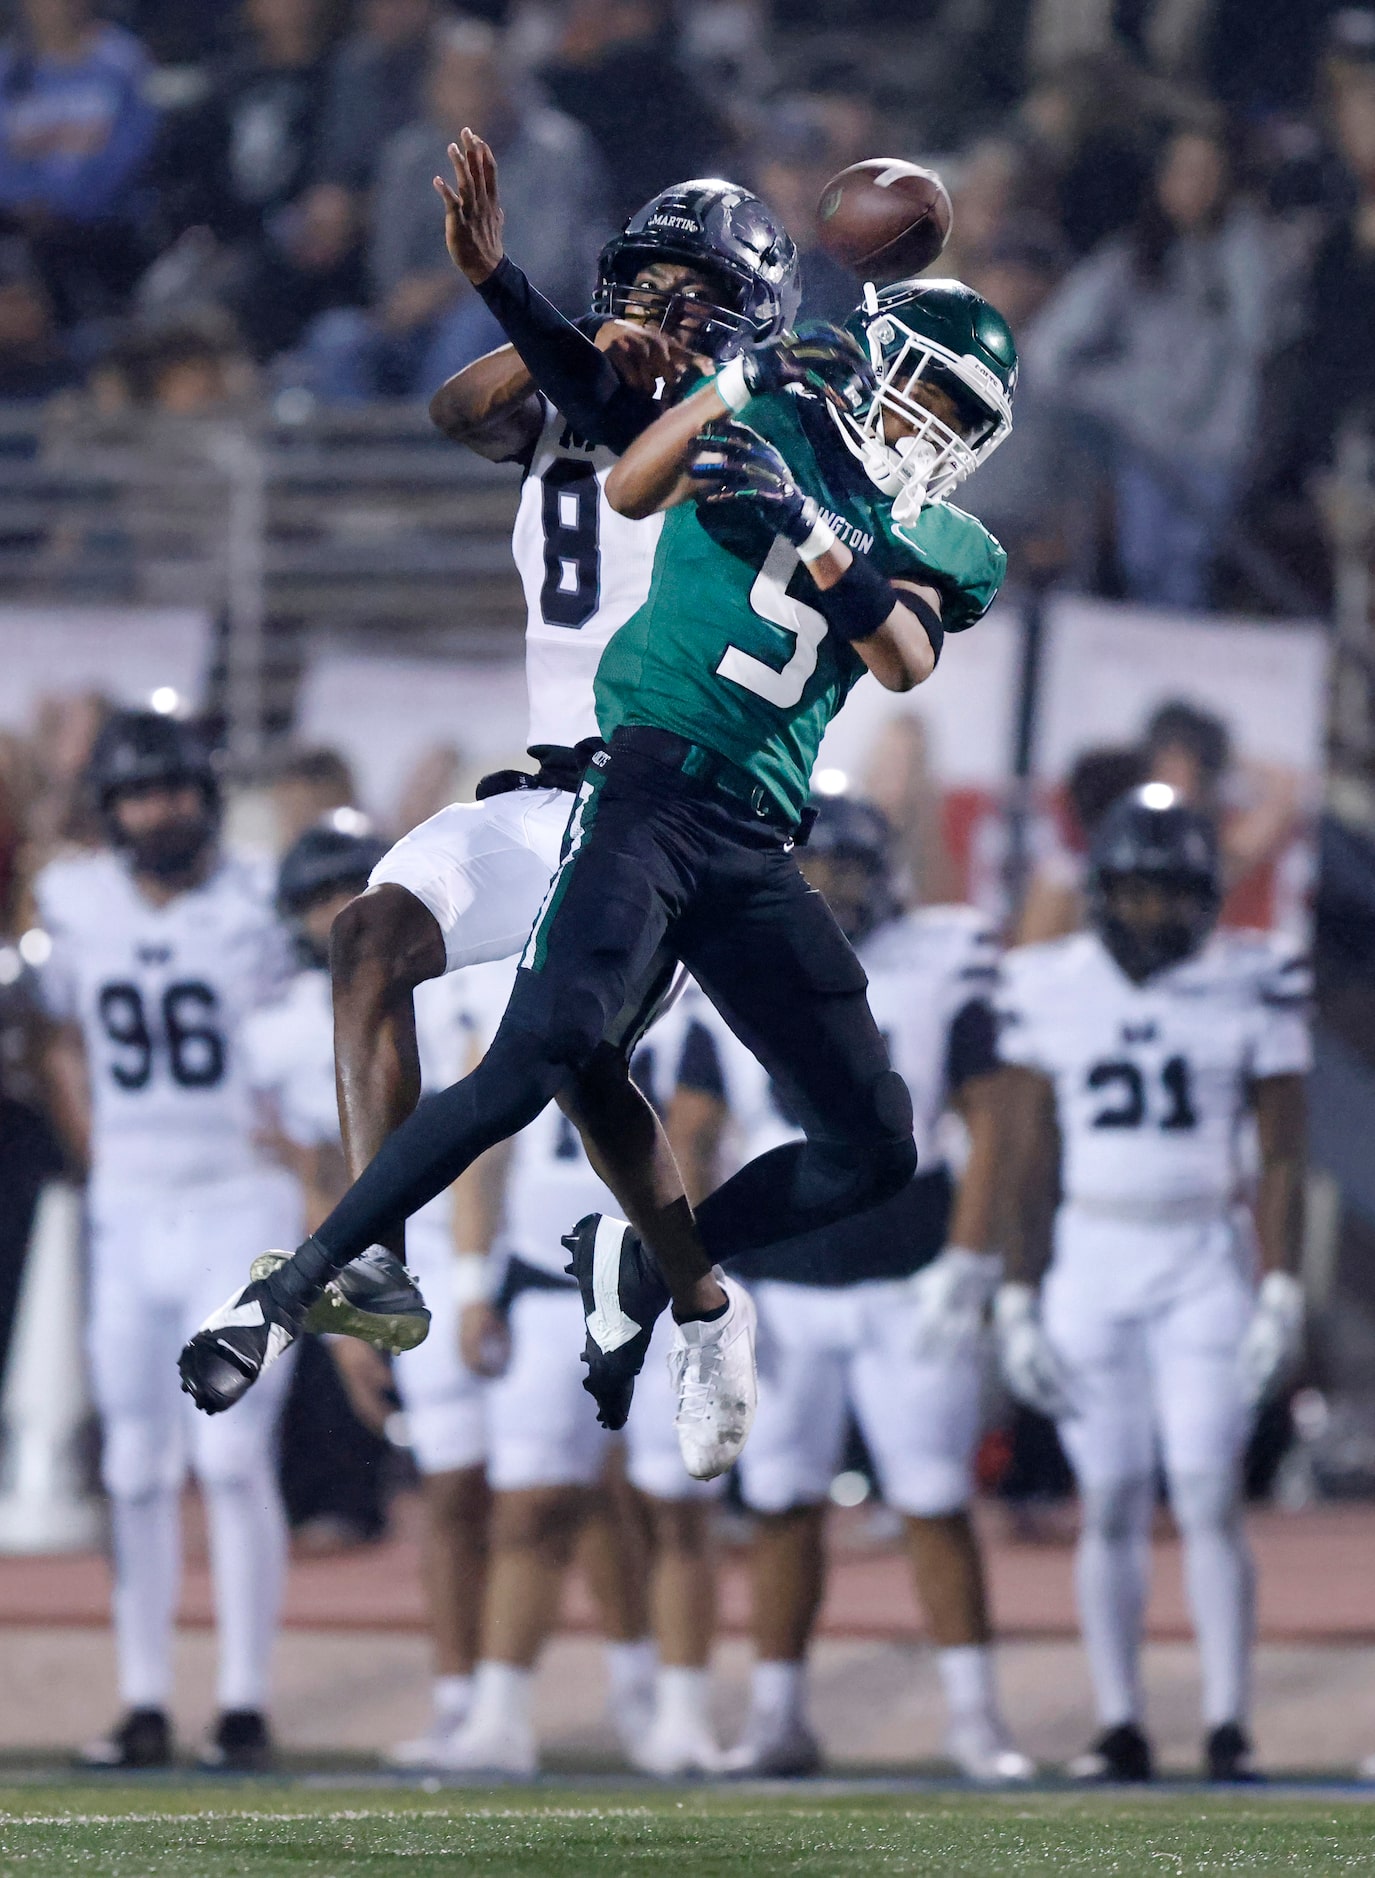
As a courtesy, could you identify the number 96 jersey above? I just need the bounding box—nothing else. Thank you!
[997,928,1311,1219]
[35,849,291,1199]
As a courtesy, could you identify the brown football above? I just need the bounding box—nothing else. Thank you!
[814,159,953,284]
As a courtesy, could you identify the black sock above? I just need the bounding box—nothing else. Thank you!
[672,1294,730,1326]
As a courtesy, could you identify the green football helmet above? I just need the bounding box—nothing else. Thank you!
[840,278,1017,520]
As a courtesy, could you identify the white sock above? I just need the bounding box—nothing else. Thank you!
[203,1475,288,1712]
[110,1488,181,1709]
[605,1637,656,1708]
[656,1664,712,1734]
[937,1643,996,1723]
[1075,1476,1154,1728]
[1172,1471,1254,1728]
[433,1674,473,1726]
[467,1660,533,1735]
[750,1658,807,1726]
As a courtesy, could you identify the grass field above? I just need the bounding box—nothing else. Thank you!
[2,1784,1375,1877]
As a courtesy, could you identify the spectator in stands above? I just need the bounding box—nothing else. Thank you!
[167,0,363,362]
[749,99,856,324]
[1027,120,1275,610]
[538,0,733,226]
[0,236,77,398]
[316,0,442,196]
[105,310,256,413]
[0,0,159,326]
[293,16,609,403]
[1294,30,1375,479]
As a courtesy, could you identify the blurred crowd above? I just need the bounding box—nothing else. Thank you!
[0,0,1368,609]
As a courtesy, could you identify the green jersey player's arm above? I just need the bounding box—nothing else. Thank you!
[1251,1073,1305,1277]
[606,381,940,692]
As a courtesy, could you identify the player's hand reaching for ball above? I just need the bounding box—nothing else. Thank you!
[690,422,823,548]
[434,127,504,284]
[593,319,694,397]
[715,323,875,419]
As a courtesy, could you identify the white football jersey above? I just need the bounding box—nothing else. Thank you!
[998,929,1311,1218]
[512,393,664,751]
[457,958,687,1276]
[685,908,1000,1170]
[36,850,291,1197]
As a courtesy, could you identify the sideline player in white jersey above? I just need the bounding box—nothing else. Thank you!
[993,784,1309,1784]
[239,823,491,1764]
[36,712,302,1771]
[669,798,1032,1782]
[298,135,800,1357]
[435,960,724,1779]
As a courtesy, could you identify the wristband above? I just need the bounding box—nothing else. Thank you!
[451,1253,491,1309]
[713,354,752,415]
[808,551,899,645]
[796,510,838,564]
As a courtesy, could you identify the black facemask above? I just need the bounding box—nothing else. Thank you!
[1096,879,1217,984]
[126,813,216,883]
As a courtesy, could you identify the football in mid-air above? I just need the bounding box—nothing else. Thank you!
[814,160,953,284]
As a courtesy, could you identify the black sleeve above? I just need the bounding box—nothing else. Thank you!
[474,255,661,453]
[945,997,999,1094]
[676,1019,726,1100]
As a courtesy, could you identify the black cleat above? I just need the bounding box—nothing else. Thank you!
[1067,1721,1154,1783]
[251,1245,430,1354]
[562,1213,670,1430]
[1205,1721,1262,1783]
[178,1275,303,1415]
[78,1707,172,1770]
[199,1708,274,1773]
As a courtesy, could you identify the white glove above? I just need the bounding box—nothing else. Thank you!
[907,1246,1003,1359]
[993,1282,1078,1420]
[1237,1270,1304,1412]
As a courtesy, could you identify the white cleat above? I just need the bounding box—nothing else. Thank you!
[628,1716,726,1778]
[669,1276,757,1480]
[720,1714,823,1779]
[384,1717,470,1771]
[947,1713,1036,1784]
[427,1716,538,1779]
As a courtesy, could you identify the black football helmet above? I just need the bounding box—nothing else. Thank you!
[801,795,900,943]
[1087,785,1222,983]
[277,822,387,920]
[593,179,800,358]
[87,709,220,878]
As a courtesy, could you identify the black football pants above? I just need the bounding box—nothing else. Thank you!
[302,732,916,1281]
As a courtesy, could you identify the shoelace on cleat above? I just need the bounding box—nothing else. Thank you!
[672,1338,726,1423]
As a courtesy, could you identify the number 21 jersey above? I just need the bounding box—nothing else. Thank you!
[511,394,665,753]
[997,929,1311,1218]
[35,849,290,1197]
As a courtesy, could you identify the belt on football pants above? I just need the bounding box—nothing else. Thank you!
[606,725,814,841]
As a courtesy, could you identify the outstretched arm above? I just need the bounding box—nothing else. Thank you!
[431,130,687,454]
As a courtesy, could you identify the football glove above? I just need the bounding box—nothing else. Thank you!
[993,1282,1078,1421]
[906,1246,1002,1360]
[1236,1270,1304,1412]
[715,324,875,418]
[691,422,822,549]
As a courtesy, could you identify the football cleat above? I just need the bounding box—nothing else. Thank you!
[946,1713,1036,1784]
[627,1713,725,1778]
[385,1717,469,1771]
[1205,1720,1262,1784]
[198,1708,274,1773]
[563,1214,669,1431]
[669,1275,757,1480]
[427,1714,538,1778]
[178,1275,303,1414]
[78,1707,172,1770]
[720,1713,823,1779]
[250,1245,430,1354]
[1067,1720,1154,1783]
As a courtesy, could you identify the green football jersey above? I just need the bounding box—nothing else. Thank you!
[594,387,1007,823]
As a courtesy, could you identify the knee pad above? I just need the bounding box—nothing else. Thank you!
[852,1070,917,1202]
[1170,1470,1243,1539]
[1080,1475,1154,1543]
[102,1419,183,1501]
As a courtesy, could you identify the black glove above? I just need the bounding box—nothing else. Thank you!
[690,422,822,547]
[717,323,874,418]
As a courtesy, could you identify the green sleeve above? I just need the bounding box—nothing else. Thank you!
[886,502,1007,631]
